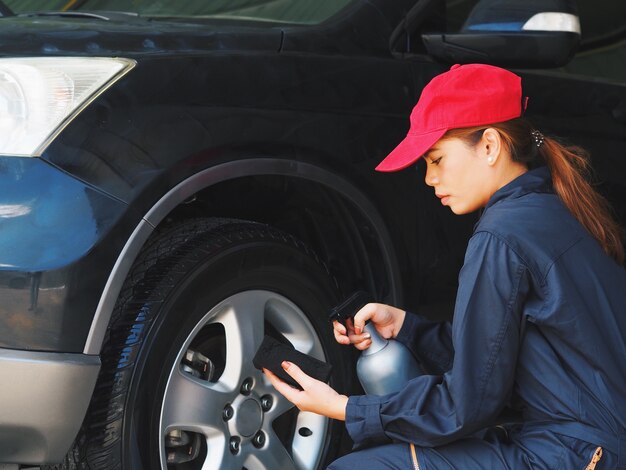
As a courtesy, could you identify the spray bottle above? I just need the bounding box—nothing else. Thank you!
[329,291,421,395]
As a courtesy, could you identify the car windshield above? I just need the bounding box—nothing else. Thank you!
[3,0,354,25]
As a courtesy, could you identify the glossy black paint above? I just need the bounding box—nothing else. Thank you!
[0,15,283,56]
[422,31,580,67]
[0,0,624,352]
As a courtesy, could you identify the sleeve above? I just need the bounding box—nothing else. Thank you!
[345,231,531,448]
[395,312,453,375]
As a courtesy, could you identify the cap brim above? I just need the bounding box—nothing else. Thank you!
[375,128,448,172]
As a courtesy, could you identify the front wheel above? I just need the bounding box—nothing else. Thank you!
[50,219,354,470]
[160,290,333,469]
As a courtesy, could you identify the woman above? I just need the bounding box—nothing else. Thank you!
[264,64,626,469]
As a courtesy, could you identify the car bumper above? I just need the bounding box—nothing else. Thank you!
[0,157,129,352]
[0,348,100,464]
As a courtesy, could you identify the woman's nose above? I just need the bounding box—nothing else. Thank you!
[425,166,438,187]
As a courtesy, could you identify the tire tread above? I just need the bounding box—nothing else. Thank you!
[44,218,336,470]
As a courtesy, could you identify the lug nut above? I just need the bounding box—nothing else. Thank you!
[240,377,254,395]
[253,431,266,448]
[223,404,234,421]
[261,395,273,412]
[229,436,241,454]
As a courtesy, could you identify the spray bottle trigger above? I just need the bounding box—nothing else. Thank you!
[328,291,374,326]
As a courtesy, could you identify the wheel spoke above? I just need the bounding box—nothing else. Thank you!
[200,435,238,470]
[214,292,267,386]
[161,368,231,434]
[264,298,319,356]
[260,389,295,421]
[292,412,328,470]
[244,431,297,470]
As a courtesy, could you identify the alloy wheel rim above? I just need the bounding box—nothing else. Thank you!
[159,290,329,469]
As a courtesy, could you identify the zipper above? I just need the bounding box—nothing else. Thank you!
[410,443,421,470]
[584,446,602,470]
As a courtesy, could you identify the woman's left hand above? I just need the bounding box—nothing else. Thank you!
[263,361,349,421]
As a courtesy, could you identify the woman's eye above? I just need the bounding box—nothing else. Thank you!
[430,157,442,165]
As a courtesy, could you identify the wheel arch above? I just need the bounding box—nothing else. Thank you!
[84,158,402,354]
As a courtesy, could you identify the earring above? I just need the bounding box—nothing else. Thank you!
[487,156,494,164]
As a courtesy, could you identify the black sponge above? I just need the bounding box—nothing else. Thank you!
[253,335,332,390]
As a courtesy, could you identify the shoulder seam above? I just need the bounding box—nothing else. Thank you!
[542,236,584,283]
[472,229,584,286]
[472,230,540,283]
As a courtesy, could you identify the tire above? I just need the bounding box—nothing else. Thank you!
[47,218,355,470]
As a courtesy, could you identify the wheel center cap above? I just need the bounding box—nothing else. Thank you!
[236,398,263,437]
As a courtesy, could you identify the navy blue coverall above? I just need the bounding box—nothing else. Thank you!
[330,167,626,469]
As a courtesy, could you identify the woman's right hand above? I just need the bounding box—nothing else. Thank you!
[332,303,406,351]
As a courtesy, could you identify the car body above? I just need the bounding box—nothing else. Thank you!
[0,0,624,467]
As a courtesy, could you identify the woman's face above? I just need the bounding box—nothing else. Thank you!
[423,136,495,215]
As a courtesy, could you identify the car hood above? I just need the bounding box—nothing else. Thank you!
[0,14,284,57]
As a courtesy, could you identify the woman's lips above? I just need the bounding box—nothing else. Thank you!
[436,193,450,206]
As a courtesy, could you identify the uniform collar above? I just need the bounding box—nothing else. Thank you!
[484,165,553,211]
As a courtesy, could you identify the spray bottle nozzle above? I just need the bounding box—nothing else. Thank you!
[329,291,374,326]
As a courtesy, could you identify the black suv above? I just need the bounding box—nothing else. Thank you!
[0,0,624,468]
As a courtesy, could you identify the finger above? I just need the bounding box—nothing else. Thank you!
[263,367,281,383]
[281,361,316,389]
[333,328,350,345]
[332,321,351,345]
[347,330,371,345]
[353,338,372,351]
[344,317,355,334]
[353,303,376,334]
[332,320,346,335]
[263,368,300,401]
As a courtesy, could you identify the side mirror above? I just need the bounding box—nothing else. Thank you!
[422,0,580,68]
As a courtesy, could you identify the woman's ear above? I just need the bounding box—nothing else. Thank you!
[481,128,501,165]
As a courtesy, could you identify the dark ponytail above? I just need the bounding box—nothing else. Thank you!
[445,118,625,264]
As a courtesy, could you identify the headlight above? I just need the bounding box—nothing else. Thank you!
[0,57,135,157]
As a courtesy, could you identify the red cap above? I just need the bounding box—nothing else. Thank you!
[376,63,526,172]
